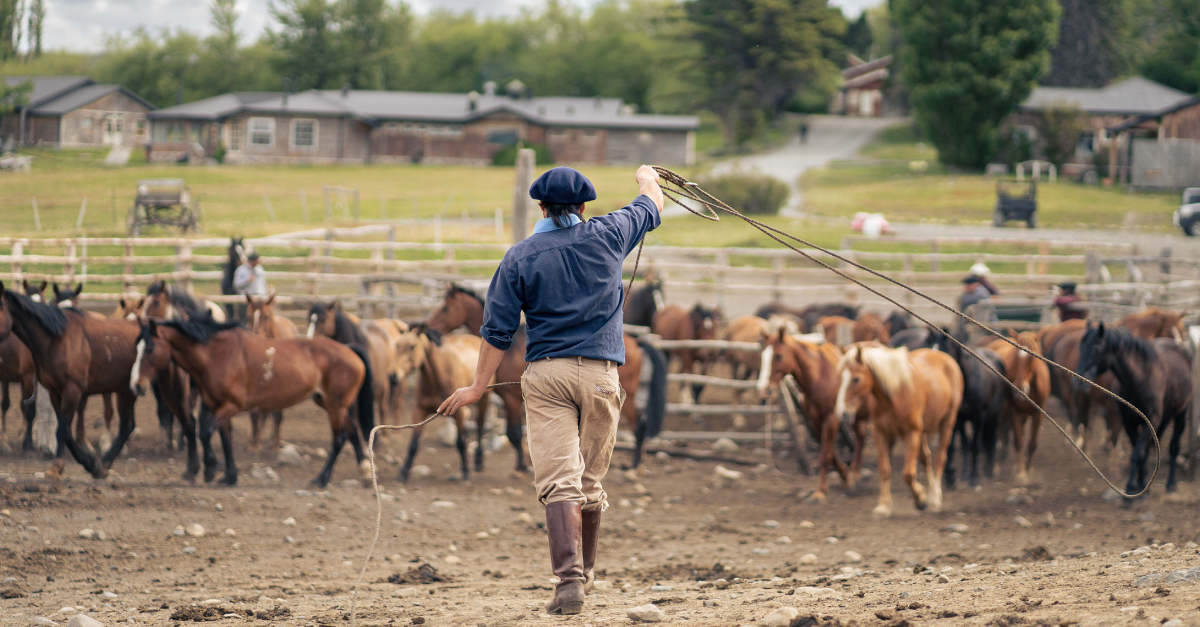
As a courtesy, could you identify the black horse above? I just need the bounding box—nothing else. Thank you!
[305,301,376,442]
[1076,322,1192,498]
[931,331,1007,488]
[889,326,936,351]
[883,311,911,335]
[624,279,662,328]
[221,237,244,321]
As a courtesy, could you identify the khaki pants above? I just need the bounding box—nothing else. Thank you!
[522,357,624,511]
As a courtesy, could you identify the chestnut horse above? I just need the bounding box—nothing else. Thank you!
[139,315,371,487]
[652,303,719,403]
[47,282,122,453]
[0,284,142,479]
[836,343,962,517]
[0,285,36,453]
[1118,307,1185,342]
[986,332,1050,484]
[759,330,867,502]
[246,293,298,453]
[818,313,890,345]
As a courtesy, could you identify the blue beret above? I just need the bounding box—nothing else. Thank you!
[529,167,597,204]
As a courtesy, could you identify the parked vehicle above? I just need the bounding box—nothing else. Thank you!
[1172,188,1200,236]
[993,179,1037,228]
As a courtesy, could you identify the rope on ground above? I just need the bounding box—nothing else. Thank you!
[651,165,1160,502]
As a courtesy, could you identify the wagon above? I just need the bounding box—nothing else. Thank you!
[128,179,200,236]
[993,179,1037,228]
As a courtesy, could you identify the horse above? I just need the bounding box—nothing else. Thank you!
[0,284,143,479]
[623,279,663,328]
[983,332,1050,485]
[22,280,48,303]
[142,279,227,323]
[47,282,122,453]
[889,326,936,351]
[1076,322,1192,498]
[221,237,244,320]
[883,311,911,335]
[836,343,962,517]
[398,326,491,482]
[363,318,422,427]
[245,293,298,453]
[757,303,859,334]
[718,316,771,403]
[932,332,1007,488]
[424,283,668,469]
[652,303,719,403]
[759,330,867,502]
[1117,307,1185,342]
[141,314,372,487]
[0,288,36,453]
[818,313,889,345]
[112,297,145,321]
[305,300,382,447]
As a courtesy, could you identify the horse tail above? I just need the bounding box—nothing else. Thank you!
[349,344,375,439]
[637,338,668,440]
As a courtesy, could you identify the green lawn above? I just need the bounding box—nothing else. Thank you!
[800,124,1178,230]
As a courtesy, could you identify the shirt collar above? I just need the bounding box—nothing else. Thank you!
[532,213,583,234]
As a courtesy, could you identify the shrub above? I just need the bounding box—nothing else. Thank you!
[697,171,790,216]
[492,142,553,166]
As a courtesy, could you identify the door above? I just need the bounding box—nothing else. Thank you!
[103,114,124,146]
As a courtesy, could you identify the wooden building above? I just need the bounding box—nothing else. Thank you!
[147,86,698,166]
[1,75,154,148]
[1108,95,1200,188]
[832,55,892,117]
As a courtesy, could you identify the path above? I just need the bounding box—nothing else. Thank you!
[104,145,132,167]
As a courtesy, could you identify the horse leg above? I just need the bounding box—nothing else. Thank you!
[48,386,103,480]
[928,411,956,513]
[271,411,284,453]
[502,390,527,472]
[248,410,264,453]
[398,403,426,483]
[198,404,221,483]
[100,393,138,470]
[872,429,895,518]
[903,427,928,511]
[0,382,9,452]
[811,416,837,503]
[74,395,92,454]
[944,418,961,490]
[1012,410,1029,485]
[848,413,868,486]
[20,375,36,453]
[456,413,470,481]
[150,381,175,451]
[1024,410,1042,482]
[314,405,351,488]
[1166,409,1186,493]
[212,403,240,486]
[100,393,116,453]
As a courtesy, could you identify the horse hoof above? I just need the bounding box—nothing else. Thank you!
[218,474,237,486]
[1015,473,1031,486]
[872,504,892,518]
[914,499,928,511]
[311,476,330,488]
[804,491,827,504]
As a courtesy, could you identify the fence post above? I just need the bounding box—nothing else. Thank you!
[512,148,535,243]
[179,243,194,293]
[1037,241,1050,275]
[1084,251,1102,284]
[779,375,812,476]
[63,241,77,286]
[123,241,134,292]
[10,241,22,285]
[308,245,321,296]
[930,240,940,272]
[771,256,784,302]
[495,207,503,238]
[80,238,88,281]
[323,186,332,220]
[714,251,728,312]
[300,189,310,222]
[386,226,397,319]
[323,230,333,274]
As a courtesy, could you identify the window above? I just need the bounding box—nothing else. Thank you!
[152,121,186,142]
[487,128,520,145]
[228,120,244,151]
[189,122,203,142]
[249,117,274,146]
[135,119,147,135]
[548,129,568,140]
[292,119,317,148]
[81,117,93,129]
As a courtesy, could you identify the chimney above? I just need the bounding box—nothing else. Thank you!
[484,81,497,97]
[467,90,479,111]
[341,83,351,98]
[281,77,290,106]
[506,79,524,100]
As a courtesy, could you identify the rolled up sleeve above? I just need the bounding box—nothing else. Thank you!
[481,257,524,351]
[592,195,661,255]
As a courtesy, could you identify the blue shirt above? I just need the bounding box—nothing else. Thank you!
[532,213,583,234]
[482,195,661,364]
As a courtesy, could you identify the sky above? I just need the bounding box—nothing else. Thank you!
[40,0,884,53]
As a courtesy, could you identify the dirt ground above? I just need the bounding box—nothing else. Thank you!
[2,395,1199,627]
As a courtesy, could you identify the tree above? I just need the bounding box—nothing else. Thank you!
[339,0,412,90]
[1141,0,1200,94]
[685,0,845,147]
[844,12,873,59]
[0,76,30,116]
[0,0,19,60]
[1036,102,1086,168]
[894,0,1060,168]
[27,0,42,58]
[268,0,346,90]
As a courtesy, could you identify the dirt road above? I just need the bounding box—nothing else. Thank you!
[2,398,1199,627]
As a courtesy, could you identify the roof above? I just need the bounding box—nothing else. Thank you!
[1020,77,1192,116]
[843,69,889,91]
[1108,94,1200,132]
[150,89,699,131]
[29,84,155,115]
[842,56,892,81]
[4,75,94,108]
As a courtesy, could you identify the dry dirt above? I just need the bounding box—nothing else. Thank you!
[2,397,1200,627]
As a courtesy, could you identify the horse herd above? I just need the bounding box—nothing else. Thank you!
[626,279,1193,515]
[0,268,1192,514]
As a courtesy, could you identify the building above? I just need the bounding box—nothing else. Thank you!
[1007,77,1193,179]
[147,86,699,166]
[1107,95,1200,188]
[1,75,155,148]
[832,55,892,117]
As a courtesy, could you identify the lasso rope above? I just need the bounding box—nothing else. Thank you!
[350,169,1161,624]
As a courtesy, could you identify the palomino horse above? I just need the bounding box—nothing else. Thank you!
[362,318,421,426]
[624,279,663,328]
[836,343,962,516]
[305,300,384,438]
[0,284,142,479]
[140,314,372,487]
[652,303,719,403]
[986,332,1050,484]
[759,330,867,502]
[398,326,492,482]
[1077,322,1192,497]
[424,284,668,469]
[246,293,298,452]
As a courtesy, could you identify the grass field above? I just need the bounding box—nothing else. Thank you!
[800,124,1179,231]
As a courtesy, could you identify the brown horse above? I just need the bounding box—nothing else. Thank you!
[0,286,36,453]
[363,318,422,432]
[47,282,121,453]
[836,343,962,517]
[818,313,890,345]
[987,332,1050,484]
[245,293,298,453]
[652,303,719,403]
[142,279,227,323]
[1118,307,1185,342]
[760,330,867,502]
[0,283,142,479]
[140,314,371,487]
[305,300,387,448]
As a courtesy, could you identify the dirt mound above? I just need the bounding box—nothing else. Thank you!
[387,563,452,585]
[170,606,230,621]
[635,561,742,583]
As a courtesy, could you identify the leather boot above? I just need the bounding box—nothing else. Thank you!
[544,501,586,614]
[581,508,601,593]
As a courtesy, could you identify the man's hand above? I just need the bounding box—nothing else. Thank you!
[636,165,665,213]
[635,164,659,185]
[438,383,486,416]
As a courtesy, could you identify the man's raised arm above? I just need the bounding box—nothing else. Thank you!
[636,165,664,213]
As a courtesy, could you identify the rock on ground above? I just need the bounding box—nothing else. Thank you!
[627,604,665,623]
[759,606,799,627]
[712,437,739,453]
[276,444,304,467]
[64,616,102,627]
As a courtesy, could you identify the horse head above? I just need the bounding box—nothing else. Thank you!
[246,291,278,335]
[131,318,170,397]
[690,304,719,340]
[835,344,875,421]
[22,280,48,304]
[52,282,84,308]
[142,280,174,319]
[1075,321,1107,387]
[757,328,798,397]
[427,284,482,334]
[114,296,145,321]
[306,299,339,340]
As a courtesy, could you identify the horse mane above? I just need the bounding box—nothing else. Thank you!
[1101,326,1158,363]
[161,313,243,343]
[448,284,484,306]
[4,290,72,337]
[841,344,913,398]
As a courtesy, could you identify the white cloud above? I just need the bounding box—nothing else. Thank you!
[39,0,884,53]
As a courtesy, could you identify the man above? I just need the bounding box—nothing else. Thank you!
[1053,281,1085,321]
[959,275,992,312]
[969,263,1001,298]
[439,165,664,615]
[233,251,267,297]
